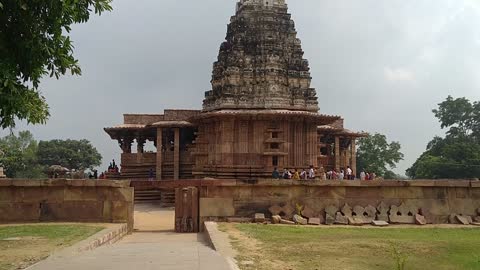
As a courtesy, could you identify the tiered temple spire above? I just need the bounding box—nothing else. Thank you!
[203,0,318,112]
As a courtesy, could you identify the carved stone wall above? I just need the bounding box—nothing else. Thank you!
[203,0,319,112]
[198,179,480,224]
[193,116,320,178]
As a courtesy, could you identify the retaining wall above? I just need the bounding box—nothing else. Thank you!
[0,179,134,231]
[198,179,480,224]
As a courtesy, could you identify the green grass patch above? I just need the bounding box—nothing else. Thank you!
[0,224,103,270]
[232,224,480,270]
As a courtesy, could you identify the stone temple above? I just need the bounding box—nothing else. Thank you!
[105,0,365,180]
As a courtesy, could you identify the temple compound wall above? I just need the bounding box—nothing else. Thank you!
[0,179,134,231]
[198,180,480,225]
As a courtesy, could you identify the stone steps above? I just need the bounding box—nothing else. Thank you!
[134,189,175,207]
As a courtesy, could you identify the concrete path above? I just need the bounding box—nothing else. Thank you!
[28,203,232,270]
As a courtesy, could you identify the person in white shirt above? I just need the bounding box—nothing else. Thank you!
[338,170,345,180]
[346,166,353,180]
[308,165,315,179]
[360,170,366,181]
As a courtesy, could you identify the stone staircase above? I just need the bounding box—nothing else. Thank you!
[134,189,175,207]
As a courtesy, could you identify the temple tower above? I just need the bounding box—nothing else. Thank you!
[203,0,318,112]
[192,0,338,179]
[104,0,365,180]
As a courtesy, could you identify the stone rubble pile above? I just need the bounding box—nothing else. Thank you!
[247,204,480,227]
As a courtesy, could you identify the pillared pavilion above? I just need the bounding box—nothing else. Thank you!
[104,0,365,180]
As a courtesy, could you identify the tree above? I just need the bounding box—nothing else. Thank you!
[0,0,112,129]
[0,131,45,178]
[356,133,404,179]
[432,96,480,140]
[407,96,480,179]
[37,139,102,170]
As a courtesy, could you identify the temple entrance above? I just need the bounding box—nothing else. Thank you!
[133,202,174,232]
[131,181,201,233]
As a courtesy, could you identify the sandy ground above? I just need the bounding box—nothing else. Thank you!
[133,202,175,232]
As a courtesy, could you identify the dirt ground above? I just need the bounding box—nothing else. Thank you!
[133,202,175,232]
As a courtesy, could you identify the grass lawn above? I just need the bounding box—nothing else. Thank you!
[0,224,104,270]
[220,223,480,270]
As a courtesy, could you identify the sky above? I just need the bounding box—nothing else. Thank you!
[3,0,480,175]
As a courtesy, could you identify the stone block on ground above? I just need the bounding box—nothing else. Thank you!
[466,216,473,224]
[377,202,389,222]
[308,218,321,225]
[376,214,389,222]
[365,205,377,220]
[419,208,434,224]
[389,215,415,224]
[456,215,470,225]
[347,217,362,226]
[325,205,338,217]
[271,215,281,224]
[449,214,460,224]
[472,222,480,226]
[341,204,353,218]
[254,213,265,223]
[415,214,427,225]
[372,220,389,227]
[293,214,308,225]
[334,212,348,225]
[301,206,316,218]
[325,214,335,225]
[280,219,295,225]
[474,216,480,223]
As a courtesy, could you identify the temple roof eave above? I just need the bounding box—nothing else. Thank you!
[104,121,197,139]
[150,121,195,128]
[190,109,341,124]
[317,125,368,138]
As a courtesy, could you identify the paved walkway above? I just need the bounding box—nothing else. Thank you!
[28,203,231,270]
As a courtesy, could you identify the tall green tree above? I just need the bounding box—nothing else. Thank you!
[0,130,44,178]
[0,0,112,129]
[407,96,480,179]
[37,139,102,170]
[356,133,404,179]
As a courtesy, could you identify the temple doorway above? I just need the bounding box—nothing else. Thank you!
[133,202,174,232]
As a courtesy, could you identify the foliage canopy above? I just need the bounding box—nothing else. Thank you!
[407,96,480,179]
[0,0,112,129]
[37,139,102,170]
[0,131,102,178]
[0,130,44,178]
[356,133,404,179]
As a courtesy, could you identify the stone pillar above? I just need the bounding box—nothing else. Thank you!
[118,138,132,153]
[174,128,180,180]
[156,128,163,180]
[351,138,357,177]
[137,137,145,154]
[334,136,340,171]
[136,137,145,164]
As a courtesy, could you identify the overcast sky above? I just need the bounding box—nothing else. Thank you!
[3,0,480,175]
